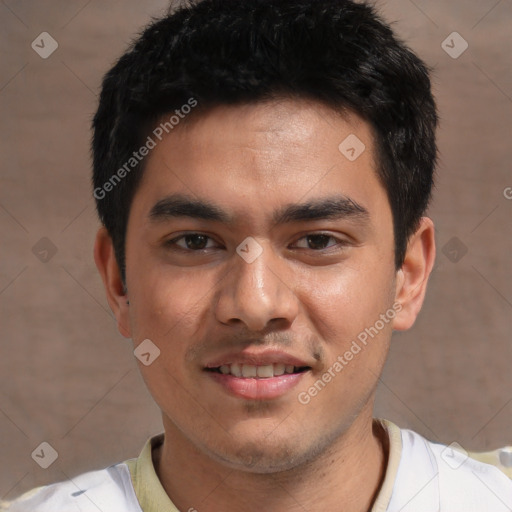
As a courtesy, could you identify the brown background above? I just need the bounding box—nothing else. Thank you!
[1,0,511,499]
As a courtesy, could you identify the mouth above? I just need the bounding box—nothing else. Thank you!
[204,363,311,378]
[203,362,312,400]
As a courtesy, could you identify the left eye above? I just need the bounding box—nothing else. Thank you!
[293,234,342,250]
[171,234,217,250]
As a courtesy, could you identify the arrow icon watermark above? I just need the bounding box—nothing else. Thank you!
[31,442,58,469]
[338,134,365,162]
[236,237,263,263]
[441,31,468,59]
[31,32,59,59]
[134,339,161,366]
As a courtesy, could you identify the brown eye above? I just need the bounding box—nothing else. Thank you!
[168,233,217,250]
[294,234,340,250]
[183,234,209,250]
[305,234,333,250]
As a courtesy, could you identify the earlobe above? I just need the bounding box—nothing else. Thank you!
[93,227,132,338]
[392,217,436,331]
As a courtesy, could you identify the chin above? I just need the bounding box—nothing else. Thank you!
[204,431,328,474]
[213,445,302,474]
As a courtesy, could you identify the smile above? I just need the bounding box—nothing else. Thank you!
[206,363,311,378]
[205,364,311,400]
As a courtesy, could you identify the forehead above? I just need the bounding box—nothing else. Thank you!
[132,98,388,225]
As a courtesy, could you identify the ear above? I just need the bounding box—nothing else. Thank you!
[393,217,436,331]
[93,227,132,338]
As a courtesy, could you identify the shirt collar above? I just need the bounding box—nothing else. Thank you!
[126,418,403,512]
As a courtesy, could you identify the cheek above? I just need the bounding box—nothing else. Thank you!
[298,260,395,344]
[129,270,209,410]
[127,259,212,346]
[295,265,394,414]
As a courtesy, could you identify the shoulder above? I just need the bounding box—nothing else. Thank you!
[5,462,141,512]
[391,427,512,511]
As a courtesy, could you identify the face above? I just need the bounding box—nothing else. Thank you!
[115,99,403,472]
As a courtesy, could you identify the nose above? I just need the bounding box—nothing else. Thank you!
[214,241,299,331]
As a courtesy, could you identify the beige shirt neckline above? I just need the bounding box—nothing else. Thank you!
[126,418,403,512]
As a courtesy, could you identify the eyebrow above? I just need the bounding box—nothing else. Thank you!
[273,195,369,224]
[148,193,369,225]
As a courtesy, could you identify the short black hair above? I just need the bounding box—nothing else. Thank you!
[92,0,438,283]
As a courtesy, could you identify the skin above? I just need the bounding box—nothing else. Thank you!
[95,98,435,512]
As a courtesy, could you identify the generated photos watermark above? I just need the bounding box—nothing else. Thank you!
[94,97,198,200]
[298,302,402,405]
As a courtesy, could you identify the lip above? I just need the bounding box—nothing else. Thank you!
[207,371,309,400]
[204,349,311,368]
[203,348,313,401]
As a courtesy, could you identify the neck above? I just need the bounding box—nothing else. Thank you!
[154,408,388,512]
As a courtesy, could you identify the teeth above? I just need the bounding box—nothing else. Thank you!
[273,363,285,376]
[242,365,257,378]
[230,363,242,377]
[257,365,274,378]
[216,363,304,378]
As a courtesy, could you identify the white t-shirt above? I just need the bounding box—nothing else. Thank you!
[5,419,512,512]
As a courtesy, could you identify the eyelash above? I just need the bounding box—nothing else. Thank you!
[165,232,349,253]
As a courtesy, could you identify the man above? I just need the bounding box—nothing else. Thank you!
[6,0,512,510]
